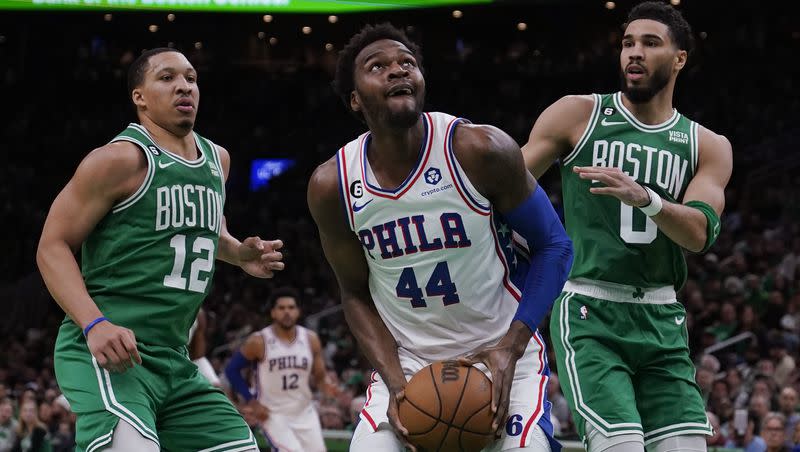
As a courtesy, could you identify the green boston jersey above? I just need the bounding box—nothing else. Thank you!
[77,123,226,346]
[560,92,699,290]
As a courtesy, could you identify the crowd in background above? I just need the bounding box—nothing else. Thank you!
[1,1,799,450]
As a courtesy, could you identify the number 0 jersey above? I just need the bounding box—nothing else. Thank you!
[337,112,539,362]
[77,124,226,347]
[560,93,699,290]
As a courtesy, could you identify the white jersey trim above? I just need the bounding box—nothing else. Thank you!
[109,136,156,214]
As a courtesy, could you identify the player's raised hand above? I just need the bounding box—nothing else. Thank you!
[387,388,417,452]
[86,321,142,373]
[574,166,651,207]
[459,343,521,438]
[238,237,285,278]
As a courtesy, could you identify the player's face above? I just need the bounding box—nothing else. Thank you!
[351,39,425,129]
[271,297,300,329]
[619,19,686,104]
[132,52,199,135]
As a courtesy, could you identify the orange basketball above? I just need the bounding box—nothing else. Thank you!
[398,360,494,452]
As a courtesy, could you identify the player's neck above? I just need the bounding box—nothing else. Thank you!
[273,325,297,342]
[139,118,198,160]
[366,116,426,185]
[620,86,675,125]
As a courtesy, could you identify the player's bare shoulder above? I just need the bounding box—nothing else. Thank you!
[541,94,596,139]
[77,140,149,201]
[307,156,341,223]
[696,124,733,160]
[451,122,531,210]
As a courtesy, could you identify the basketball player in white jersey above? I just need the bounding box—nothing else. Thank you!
[308,24,574,452]
[189,308,222,386]
[225,287,333,452]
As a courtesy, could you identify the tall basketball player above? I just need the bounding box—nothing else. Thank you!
[308,24,573,451]
[522,3,732,451]
[37,48,284,452]
[225,287,333,452]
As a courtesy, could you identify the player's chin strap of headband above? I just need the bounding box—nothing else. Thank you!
[684,200,721,253]
[504,185,574,333]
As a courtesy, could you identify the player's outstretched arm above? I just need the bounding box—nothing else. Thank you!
[454,124,573,434]
[214,145,285,277]
[521,94,595,179]
[308,158,414,446]
[36,142,144,373]
[574,126,732,252]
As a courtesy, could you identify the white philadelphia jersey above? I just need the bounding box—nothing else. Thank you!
[336,112,529,362]
[256,325,314,415]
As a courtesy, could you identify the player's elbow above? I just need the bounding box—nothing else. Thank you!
[685,232,707,254]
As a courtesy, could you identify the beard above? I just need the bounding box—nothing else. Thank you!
[176,118,194,131]
[620,63,671,104]
[385,101,423,128]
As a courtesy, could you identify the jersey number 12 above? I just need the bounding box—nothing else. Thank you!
[164,234,214,293]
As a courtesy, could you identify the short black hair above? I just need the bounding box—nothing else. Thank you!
[626,1,694,53]
[269,286,300,310]
[127,47,182,98]
[332,23,423,117]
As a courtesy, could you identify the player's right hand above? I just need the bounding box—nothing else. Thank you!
[85,321,142,373]
[388,389,417,452]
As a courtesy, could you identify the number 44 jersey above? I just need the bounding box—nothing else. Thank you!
[560,92,699,290]
[337,112,531,362]
[79,123,226,347]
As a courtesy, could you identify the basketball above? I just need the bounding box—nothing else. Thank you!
[398,360,494,452]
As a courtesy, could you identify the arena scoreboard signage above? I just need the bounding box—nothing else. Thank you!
[0,0,490,12]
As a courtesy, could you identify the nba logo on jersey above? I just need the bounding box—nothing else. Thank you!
[425,167,442,185]
[580,305,588,320]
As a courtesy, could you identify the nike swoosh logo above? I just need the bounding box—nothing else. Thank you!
[601,118,627,126]
[675,316,686,325]
[352,199,373,213]
[158,161,176,169]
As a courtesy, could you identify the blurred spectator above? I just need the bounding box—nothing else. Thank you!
[780,388,800,447]
[762,412,791,452]
[725,412,766,452]
[751,395,773,427]
[0,398,18,452]
[548,373,571,436]
[11,400,49,452]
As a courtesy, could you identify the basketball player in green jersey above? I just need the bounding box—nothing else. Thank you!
[522,3,732,452]
[36,48,284,452]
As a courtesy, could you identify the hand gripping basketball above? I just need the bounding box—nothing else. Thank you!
[398,361,494,452]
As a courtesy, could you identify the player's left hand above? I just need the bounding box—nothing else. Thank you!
[574,166,650,207]
[459,343,522,438]
[238,237,285,278]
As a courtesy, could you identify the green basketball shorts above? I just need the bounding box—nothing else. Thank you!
[54,323,257,452]
[550,278,711,446]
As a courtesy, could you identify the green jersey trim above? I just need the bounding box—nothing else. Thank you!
[109,136,156,214]
[613,92,680,133]
[128,123,207,168]
[563,94,601,165]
